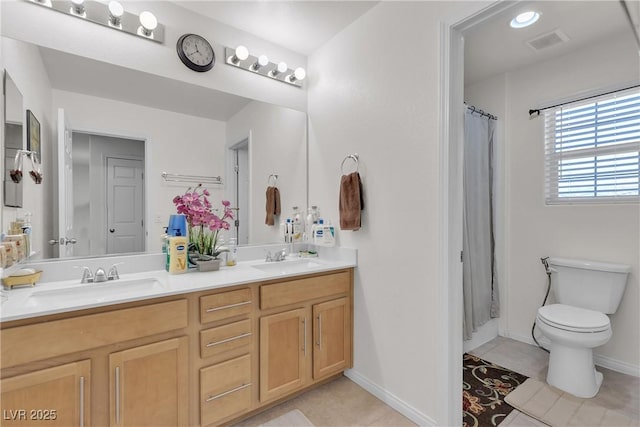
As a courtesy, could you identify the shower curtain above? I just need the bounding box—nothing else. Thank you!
[463,107,499,341]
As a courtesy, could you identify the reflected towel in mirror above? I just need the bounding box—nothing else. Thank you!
[265,186,281,226]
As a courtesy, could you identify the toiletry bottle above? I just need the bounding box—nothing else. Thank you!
[161,227,169,254]
[292,206,304,242]
[21,212,32,257]
[305,206,319,241]
[166,235,188,274]
[323,221,336,247]
[226,237,238,266]
[313,219,324,244]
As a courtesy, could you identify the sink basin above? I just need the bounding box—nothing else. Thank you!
[251,259,325,275]
[26,278,165,306]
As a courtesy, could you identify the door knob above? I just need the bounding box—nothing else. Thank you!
[66,238,77,245]
[48,239,59,246]
[109,229,115,233]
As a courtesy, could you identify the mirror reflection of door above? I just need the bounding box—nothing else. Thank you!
[57,108,74,258]
[106,157,144,254]
[230,139,249,245]
[72,132,145,257]
[4,72,24,208]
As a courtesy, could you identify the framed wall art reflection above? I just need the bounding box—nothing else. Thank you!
[26,109,40,159]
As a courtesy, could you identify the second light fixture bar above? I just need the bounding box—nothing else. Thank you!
[225,46,306,88]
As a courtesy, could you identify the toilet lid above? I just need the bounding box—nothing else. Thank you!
[538,304,610,332]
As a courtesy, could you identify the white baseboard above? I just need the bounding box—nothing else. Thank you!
[344,369,437,427]
[504,331,640,378]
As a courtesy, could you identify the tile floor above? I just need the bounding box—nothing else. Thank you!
[233,336,639,426]
[232,376,416,427]
[470,336,640,426]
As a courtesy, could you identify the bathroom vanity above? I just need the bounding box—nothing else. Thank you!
[0,255,355,426]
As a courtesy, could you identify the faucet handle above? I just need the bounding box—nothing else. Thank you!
[265,251,273,262]
[74,266,94,283]
[107,263,123,280]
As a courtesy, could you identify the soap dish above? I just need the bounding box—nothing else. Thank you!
[3,270,42,289]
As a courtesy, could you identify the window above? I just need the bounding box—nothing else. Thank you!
[544,87,640,204]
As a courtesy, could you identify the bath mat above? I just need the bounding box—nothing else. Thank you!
[463,353,529,427]
[505,378,636,426]
[257,409,315,427]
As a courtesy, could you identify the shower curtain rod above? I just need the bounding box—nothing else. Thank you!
[528,83,640,117]
[465,103,497,120]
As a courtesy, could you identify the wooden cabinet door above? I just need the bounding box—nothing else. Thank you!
[313,297,351,380]
[109,337,188,427]
[259,308,307,402]
[1,360,91,427]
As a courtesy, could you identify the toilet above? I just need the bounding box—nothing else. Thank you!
[536,257,630,398]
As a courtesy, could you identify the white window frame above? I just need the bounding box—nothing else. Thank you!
[544,86,640,205]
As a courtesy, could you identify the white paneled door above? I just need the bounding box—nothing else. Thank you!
[56,108,75,258]
[106,157,144,254]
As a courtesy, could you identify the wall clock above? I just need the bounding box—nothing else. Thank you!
[176,34,215,72]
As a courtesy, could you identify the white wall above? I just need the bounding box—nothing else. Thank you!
[467,33,640,372]
[308,2,487,424]
[1,1,307,112]
[1,37,54,259]
[52,89,227,253]
[226,101,307,245]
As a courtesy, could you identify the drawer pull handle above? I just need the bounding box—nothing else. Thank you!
[79,376,85,427]
[206,300,252,313]
[115,366,121,424]
[205,383,252,402]
[206,332,252,348]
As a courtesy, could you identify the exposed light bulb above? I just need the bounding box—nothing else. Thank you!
[252,54,269,71]
[510,11,540,28]
[139,11,158,36]
[108,1,124,26]
[235,45,249,61]
[294,67,306,81]
[70,0,85,15]
[277,62,288,73]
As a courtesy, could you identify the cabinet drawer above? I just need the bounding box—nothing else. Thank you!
[1,300,188,368]
[200,354,252,426]
[200,319,252,359]
[260,271,350,310]
[200,288,252,324]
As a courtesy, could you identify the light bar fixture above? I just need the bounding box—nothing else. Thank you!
[26,0,165,43]
[225,46,306,88]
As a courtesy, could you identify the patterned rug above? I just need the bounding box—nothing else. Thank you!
[463,353,529,427]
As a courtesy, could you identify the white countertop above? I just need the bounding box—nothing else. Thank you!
[0,254,356,323]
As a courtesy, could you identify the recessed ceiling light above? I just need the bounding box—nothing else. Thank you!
[510,11,540,29]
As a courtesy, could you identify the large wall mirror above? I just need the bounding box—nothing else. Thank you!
[3,71,24,208]
[2,36,307,261]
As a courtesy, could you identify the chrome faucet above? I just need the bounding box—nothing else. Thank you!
[265,249,287,262]
[77,266,94,283]
[107,263,122,280]
[94,267,108,282]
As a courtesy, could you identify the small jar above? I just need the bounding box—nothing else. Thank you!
[226,237,238,266]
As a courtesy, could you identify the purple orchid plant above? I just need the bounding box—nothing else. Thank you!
[173,184,234,259]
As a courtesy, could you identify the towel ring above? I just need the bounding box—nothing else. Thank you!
[341,154,359,174]
[268,174,278,186]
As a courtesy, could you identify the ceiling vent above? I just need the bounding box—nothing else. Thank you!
[526,29,570,51]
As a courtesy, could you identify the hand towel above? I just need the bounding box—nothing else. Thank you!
[265,186,281,226]
[339,172,364,231]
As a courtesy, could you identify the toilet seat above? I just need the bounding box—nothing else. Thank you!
[538,304,610,333]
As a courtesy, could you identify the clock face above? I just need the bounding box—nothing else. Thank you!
[177,34,215,72]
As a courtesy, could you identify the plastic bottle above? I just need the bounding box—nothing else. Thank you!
[322,221,336,247]
[305,206,319,242]
[161,227,169,254]
[166,236,188,274]
[292,206,304,242]
[226,237,238,266]
[313,219,324,244]
[21,212,32,257]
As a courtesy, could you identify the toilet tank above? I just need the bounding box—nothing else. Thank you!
[549,257,631,314]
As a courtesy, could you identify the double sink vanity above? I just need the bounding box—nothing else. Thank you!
[0,248,356,426]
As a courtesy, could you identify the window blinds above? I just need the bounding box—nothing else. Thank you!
[544,86,640,204]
